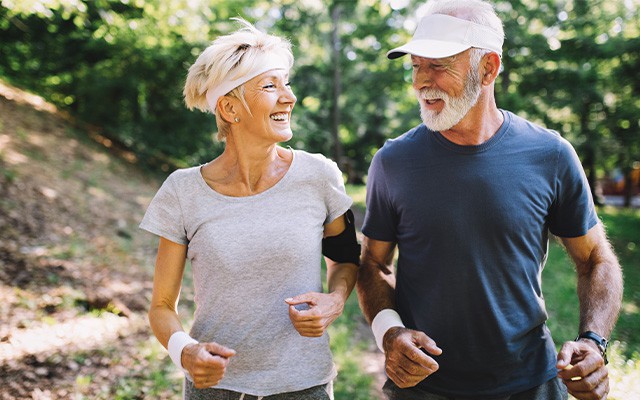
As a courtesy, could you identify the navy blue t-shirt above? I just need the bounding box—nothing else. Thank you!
[362,110,598,397]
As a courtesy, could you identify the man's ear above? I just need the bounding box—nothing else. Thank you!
[217,96,238,123]
[481,52,502,86]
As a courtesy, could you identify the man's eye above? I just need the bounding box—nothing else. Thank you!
[263,84,275,89]
[285,82,291,87]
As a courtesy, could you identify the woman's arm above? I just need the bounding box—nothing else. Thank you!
[148,237,189,347]
[286,213,358,337]
[148,237,235,388]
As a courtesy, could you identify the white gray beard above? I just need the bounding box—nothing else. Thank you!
[416,69,482,132]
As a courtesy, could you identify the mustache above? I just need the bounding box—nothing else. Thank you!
[415,88,450,102]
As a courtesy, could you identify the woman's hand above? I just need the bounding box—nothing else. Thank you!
[285,291,346,337]
[181,342,236,389]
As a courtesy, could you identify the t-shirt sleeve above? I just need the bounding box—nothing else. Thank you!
[548,138,599,238]
[361,149,397,242]
[139,173,188,245]
[323,159,353,225]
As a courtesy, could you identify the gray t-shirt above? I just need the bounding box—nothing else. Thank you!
[140,149,352,396]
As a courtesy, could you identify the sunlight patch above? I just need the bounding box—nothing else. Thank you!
[0,314,144,362]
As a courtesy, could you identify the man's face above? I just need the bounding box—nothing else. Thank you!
[411,50,482,132]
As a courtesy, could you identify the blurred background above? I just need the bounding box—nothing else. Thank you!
[0,0,638,399]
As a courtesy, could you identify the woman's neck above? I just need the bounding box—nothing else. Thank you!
[203,139,292,196]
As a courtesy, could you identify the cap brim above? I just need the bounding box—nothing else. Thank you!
[386,40,471,60]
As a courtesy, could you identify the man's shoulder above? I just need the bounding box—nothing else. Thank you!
[504,110,564,144]
[378,124,428,155]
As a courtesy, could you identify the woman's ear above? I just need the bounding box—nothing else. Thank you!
[481,52,502,86]
[217,96,238,123]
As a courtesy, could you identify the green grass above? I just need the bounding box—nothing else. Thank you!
[330,286,375,400]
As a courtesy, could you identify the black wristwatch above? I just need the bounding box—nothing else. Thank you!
[576,331,608,365]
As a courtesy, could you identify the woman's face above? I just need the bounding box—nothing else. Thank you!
[240,69,296,143]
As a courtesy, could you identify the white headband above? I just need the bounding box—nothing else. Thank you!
[387,14,504,59]
[205,54,290,113]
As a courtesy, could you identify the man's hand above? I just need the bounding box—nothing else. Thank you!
[182,342,236,389]
[286,291,345,337]
[383,327,442,388]
[557,340,609,400]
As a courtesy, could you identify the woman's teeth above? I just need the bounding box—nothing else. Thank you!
[270,113,288,121]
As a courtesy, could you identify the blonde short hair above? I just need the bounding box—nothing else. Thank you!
[183,18,294,141]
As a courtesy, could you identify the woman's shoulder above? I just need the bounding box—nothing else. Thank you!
[162,166,201,188]
[292,149,340,176]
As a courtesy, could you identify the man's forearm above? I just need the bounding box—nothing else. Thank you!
[356,255,397,324]
[562,223,623,338]
[577,251,623,337]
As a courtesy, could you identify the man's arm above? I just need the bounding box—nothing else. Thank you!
[561,222,623,336]
[357,236,441,388]
[356,236,398,323]
[556,222,623,400]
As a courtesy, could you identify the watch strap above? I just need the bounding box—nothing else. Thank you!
[576,331,608,364]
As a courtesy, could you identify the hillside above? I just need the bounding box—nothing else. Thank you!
[0,80,389,400]
[0,81,179,399]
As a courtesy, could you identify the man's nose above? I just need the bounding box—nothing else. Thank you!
[412,66,433,91]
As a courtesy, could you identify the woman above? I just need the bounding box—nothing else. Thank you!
[140,19,359,400]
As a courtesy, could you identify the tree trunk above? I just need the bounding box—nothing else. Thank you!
[330,3,343,168]
[580,100,603,206]
[623,168,633,208]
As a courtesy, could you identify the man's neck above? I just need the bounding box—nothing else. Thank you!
[439,96,504,146]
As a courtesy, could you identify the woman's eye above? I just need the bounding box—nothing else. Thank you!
[263,84,275,89]
[285,82,291,87]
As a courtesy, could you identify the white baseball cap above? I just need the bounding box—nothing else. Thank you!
[387,14,503,59]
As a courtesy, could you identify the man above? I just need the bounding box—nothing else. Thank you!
[356,1,623,399]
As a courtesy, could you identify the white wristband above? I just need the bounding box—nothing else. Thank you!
[371,309,405,353]
[168,331,198,375]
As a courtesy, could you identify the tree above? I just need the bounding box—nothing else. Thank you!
[495,0,639,205]
[1,0,638,184]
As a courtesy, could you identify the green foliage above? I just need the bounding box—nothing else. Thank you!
[1,0,639,184]
[494,0,640,195]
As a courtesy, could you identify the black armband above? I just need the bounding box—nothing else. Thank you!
[322,209,360,266]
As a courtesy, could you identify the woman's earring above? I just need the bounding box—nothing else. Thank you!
[234,117,240,123]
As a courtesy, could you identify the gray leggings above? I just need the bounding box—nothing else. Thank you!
[184,381,333,400]
[382,378,568,400]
